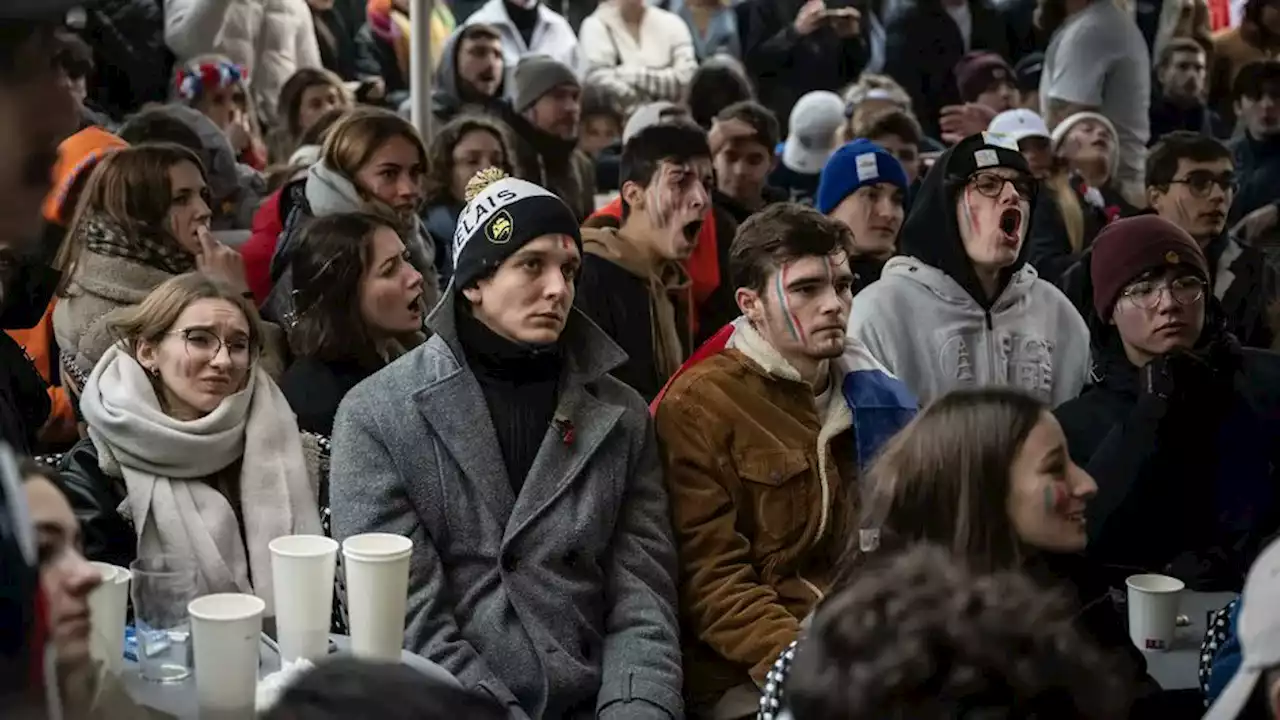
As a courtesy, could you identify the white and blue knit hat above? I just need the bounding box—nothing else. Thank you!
[451,168,582,291]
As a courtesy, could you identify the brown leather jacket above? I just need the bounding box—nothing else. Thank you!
[654,321,857,707]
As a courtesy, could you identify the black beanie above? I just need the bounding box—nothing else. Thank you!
[451,168,582,291]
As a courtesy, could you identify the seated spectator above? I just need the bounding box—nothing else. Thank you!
[1209,0,1280,126]
[579,83,624,160]
[61,273,323,598]
[462,0,580,92]
[848,107,925,188]
[116,105,268,235]
[684,55,754,130]
[431,25,506,129]
[708,100,785,225]
[580,0,698,112]
[279,213,426,438]
[769,90,844,206]
[1228,61,1280,251]
[841,73,915,132]
[770,545,1131,720]
[21,460,146,720]
[1055,216,1280,591]
[261,657,505,720]
[270,68,351,165]
[989,108,1053,179]
[1151,0,1213,80]
[653,203,915,718]
[52,30,109,130]
[173,56,270,170]
[422,115,518,286]
[52,144,257,395]
[669,0,741,61]
[848,133,1091,407]
[330,170,681,719]
[262,107,439,325]
[357,0,457,110]
[7,128,126,453]
[816,139,909,293]
[502,56,596,221]
[1050,112,1136,219]
[1014,52,1044,113]
[577,123,712,401]
[1202,535,1280,720]
[1151,37,1223,141]
[1147,131,1276,348]
[955,51,1021,116]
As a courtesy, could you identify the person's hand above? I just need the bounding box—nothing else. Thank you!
[939,103,998,145]
[195,227,249,294]
[794,0,827,35]
[225,116,252,153]
[826,7,861,38]
[1232,203,1279,242]
[357,76,387,103]
[708,117,759,156]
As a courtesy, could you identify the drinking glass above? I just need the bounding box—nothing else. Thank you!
[129,555,197,682]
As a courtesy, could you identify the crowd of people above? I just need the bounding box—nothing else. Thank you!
[5,0,1280,718]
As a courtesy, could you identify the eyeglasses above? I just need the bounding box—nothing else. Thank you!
[1167,171,1237,198]
[168,328,256,366]
[1120,275,1205,309]
[968,172,1036,203]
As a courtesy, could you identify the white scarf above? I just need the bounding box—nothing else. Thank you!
[80,343,321,614]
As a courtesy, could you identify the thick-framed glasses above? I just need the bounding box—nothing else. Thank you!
[1120,276,1206,309]
[167,328,256,366]
[1167,171,1237,198]
[967,172,1036,204]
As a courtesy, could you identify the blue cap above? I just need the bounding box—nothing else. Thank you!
[816,139,909,215]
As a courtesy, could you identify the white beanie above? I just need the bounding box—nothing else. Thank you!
[1050,111,1120,181]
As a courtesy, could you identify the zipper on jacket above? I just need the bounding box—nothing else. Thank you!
[984,309,993,330]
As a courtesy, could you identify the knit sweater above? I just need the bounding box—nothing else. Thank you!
[579,1,698,110]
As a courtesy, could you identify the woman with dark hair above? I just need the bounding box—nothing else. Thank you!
[278,213,426,438]
[760,387,1159,720]
[420,115,516,286]
[269,68,351,164]
[684,54,753,129]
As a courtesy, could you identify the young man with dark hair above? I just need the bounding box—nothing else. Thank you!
[653,202,915,718]
[432,24,505,127]
[1150,38,1221,140]
[852,108,925,186]
[1145,130,1276,348]
[955,51,1021,116]
[709,100,785,224]
[576,122,714,401]
[816,139,909,292]
[1229,60,1280,248]
[332,171,681,720]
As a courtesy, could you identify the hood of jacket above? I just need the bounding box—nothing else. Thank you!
[898,140,1035,310]
[305,159,366,217]
[431,29,507,117]
[880,254,1041,315]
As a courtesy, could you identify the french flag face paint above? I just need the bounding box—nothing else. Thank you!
[776,262,805,344]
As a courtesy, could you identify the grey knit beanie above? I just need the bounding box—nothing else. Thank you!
[513,55,580,112]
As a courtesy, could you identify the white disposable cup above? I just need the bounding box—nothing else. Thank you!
[1126,573,1185,652]
[269,535,338,663]
[342,533,412,661]
[86,562,131,674]
[189,593,265,720]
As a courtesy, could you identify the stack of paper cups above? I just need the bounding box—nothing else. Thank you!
[86,562,131,674]
[341,533,412,660]
[269,535,338,662]
[189,593,266,720]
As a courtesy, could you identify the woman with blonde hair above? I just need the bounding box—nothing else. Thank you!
[60,272,323,605]
[52,143,253,397]
[262,105,438,325]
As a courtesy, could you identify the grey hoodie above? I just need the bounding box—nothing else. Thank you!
[263,161,440,326]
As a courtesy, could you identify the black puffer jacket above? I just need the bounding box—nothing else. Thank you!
[79,0,172,120]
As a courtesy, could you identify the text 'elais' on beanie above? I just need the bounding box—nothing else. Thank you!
[451,168,583,292]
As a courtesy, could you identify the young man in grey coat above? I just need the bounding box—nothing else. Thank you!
[330,168,682,720]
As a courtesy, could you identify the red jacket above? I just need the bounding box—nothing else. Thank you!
[242,187,283,305]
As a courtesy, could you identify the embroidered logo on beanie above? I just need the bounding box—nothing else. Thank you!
[487,211,514,245]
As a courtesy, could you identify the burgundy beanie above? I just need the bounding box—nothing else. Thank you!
[1090,215,1210,320]
[955,51,1015,102]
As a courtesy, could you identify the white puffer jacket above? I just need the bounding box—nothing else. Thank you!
[164,0,322,124]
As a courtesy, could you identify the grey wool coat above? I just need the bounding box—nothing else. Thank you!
[329,291,683,720]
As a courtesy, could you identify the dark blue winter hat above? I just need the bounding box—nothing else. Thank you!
[815,139,909,215]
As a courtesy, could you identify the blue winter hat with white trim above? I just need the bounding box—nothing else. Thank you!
[815,139,909,215]
[451,168,582,292]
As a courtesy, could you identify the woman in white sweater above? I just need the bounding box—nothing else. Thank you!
[165,0,323,124]
[579,0,698,112]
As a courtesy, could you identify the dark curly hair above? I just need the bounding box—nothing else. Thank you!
[422,114,517,207]
[788,544,1131,720]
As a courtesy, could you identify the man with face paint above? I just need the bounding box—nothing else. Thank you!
[847,132,1091,408]
[577,122,714,401]
[1055,215,1280,590]
[653,203,916,717]
[816,139,909,294]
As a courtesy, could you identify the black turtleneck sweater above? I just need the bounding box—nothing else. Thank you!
[503,0,538,47]
[456,306,562,494]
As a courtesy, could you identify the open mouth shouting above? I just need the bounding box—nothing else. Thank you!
[998,207,1024,243]
[681,218,703,243]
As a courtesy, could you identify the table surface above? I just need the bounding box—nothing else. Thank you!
[1140,590,1237,691]
[120,634,457,719]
